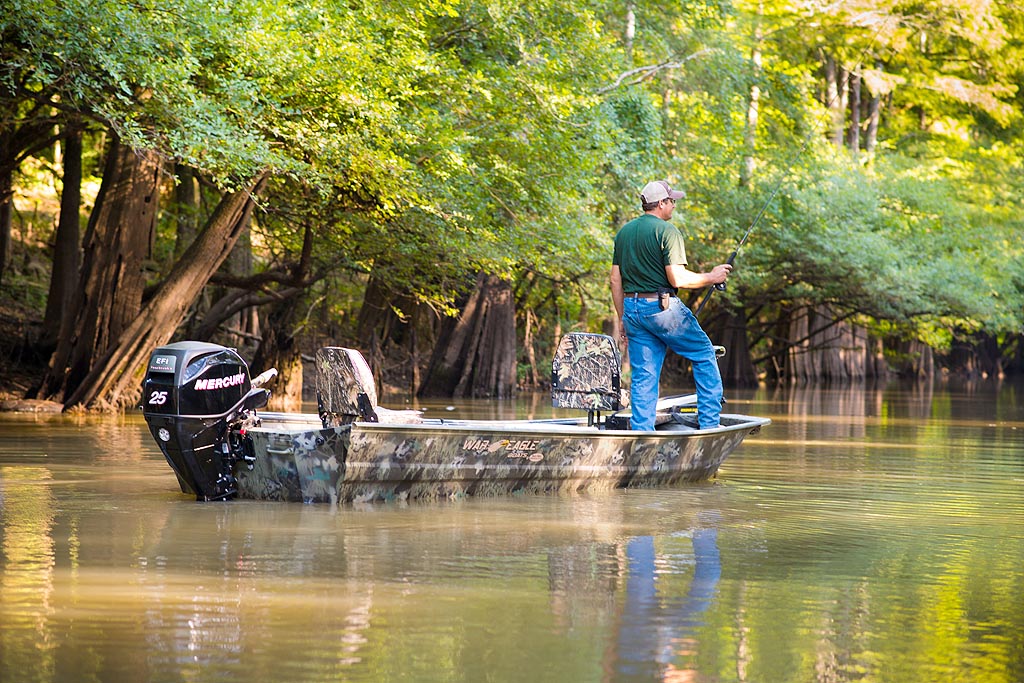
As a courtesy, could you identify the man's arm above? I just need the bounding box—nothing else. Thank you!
[609,265,625,338]
[665,263,732,289]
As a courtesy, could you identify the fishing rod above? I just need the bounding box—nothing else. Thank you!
[692,180,782,317]
[692,15,895,319]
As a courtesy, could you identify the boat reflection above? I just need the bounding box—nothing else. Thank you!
[106,493,729,680]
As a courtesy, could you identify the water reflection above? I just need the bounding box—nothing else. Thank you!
[613,516,721,681]
[0,466,57,683]
[2,383,1024,682]
[104,498,673,680]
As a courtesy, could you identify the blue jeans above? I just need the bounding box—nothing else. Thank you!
[622,295,723,430]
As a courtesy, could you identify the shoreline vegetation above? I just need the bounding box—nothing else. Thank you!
[2,0,1022,413]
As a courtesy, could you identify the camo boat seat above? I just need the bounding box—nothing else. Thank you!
[551,332,622,426]
[315,347,423,427]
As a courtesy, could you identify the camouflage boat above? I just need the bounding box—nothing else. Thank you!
[141,333,769,503]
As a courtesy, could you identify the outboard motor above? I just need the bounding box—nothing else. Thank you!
[141,341,270,501]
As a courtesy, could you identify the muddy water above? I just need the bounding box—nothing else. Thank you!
[1,382,1022,682]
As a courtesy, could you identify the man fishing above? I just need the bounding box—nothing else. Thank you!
[609,180,732,431]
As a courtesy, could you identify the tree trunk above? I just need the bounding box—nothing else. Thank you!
[786,305,869,383]
[866,336,888,379]
[844,321,866,379]
[172,163,200,260]
[356,275,395,377]
[786,306,812,383]
[0,101,61,287]
[185,197,273,353]
[523,308,540,387]
[247,216,314,412]
[41,127,83,349]
[739,4,763,190]
[823,52,845,148]
[623,1,636,57]
[0,165,12,286]
[60,173,268,410]
[250,296,304,412]
[0,126,16,286]
[418,273,516,399]
[716,308,758,387]
[356,273,422,390]
[865,62,882,155]
[918,343,935,379]
[1,115,64,287]
[1009,334,1023,376]
[883,336,932,378]
[218,209,259,350]
[847,69,861,156]
[36,135,161,401]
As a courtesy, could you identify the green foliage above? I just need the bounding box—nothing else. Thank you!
[4,0,1024,373]
[294,0,627,308]
[621,0,1024,361]
[3,0,279,181]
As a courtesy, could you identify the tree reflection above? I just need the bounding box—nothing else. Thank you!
[0,466,57,683]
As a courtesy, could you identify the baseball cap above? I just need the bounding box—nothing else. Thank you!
[640,180,685,204]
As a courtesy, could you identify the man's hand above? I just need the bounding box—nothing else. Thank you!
[709,263,733,284]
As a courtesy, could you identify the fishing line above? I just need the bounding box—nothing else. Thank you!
[693,11,897,317]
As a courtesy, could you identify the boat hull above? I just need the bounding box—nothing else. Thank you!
[235,414,769,504]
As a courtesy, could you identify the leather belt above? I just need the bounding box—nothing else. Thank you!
[630,292,660,300]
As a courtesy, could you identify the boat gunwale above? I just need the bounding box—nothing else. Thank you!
[247,411,771,440]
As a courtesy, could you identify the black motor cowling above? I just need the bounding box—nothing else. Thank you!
[141,341,269,501]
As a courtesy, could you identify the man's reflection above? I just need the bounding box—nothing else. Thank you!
[613,515,721,681]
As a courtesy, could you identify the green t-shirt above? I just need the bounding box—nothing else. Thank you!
[612,214,687,292]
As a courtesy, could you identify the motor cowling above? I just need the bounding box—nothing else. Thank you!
[141,341,267,501]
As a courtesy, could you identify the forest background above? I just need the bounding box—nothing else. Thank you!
[2,0,1023,412]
